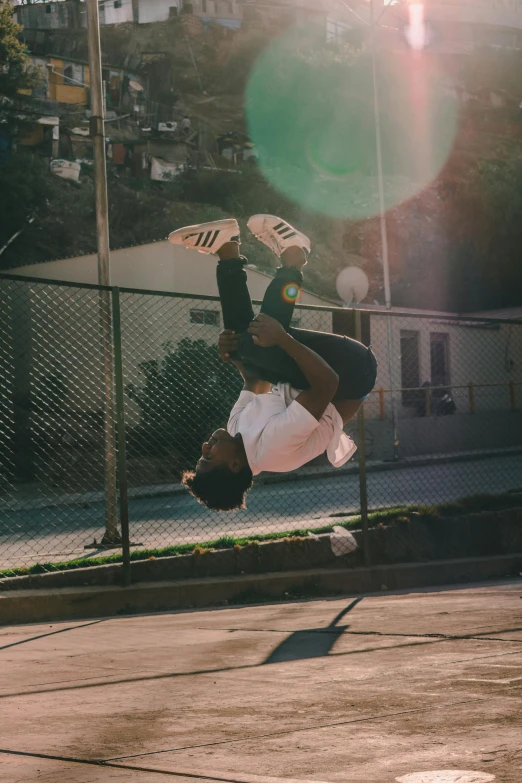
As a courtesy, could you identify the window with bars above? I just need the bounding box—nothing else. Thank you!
[430,332,450,388]
[190,309,220,326]
[400,329,420,406]
[63,63,84,86]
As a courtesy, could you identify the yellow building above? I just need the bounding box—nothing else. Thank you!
[48,57,90,105]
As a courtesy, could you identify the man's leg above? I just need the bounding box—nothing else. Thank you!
[215,241,255,333]
[213,230,377,400]
[169,215,374,396]
[168,218,254,333]
[236,246,311,385]
[259,246,305,331]
[216,241,306,334]
[215,235,377,400]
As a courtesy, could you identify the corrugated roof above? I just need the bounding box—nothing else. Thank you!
[357,302,461,318]
[469,307,522,320]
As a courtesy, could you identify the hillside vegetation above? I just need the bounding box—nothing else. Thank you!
[2,11,522,311]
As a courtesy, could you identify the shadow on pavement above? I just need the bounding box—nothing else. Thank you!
[0,619,107,652]
[264,597,363,664]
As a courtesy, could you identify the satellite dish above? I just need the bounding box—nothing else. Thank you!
[129,80,144,92]
[336,266,369,305]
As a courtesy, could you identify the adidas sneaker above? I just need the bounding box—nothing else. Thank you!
[247,214,311,258]
[168,218,239,255]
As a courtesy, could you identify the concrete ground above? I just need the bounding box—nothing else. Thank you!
[1,580,521,783]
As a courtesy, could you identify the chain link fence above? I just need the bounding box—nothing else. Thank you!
[1,273,521,581]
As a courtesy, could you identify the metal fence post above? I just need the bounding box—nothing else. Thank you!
[98,288,121,547]
[355,310,370,566]
[86,0,121,547]
[379,387,385,420]
[468,382,476,414]
[425,385,431,417]
[111,287,131,585]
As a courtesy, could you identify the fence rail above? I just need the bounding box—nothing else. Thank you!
[1,273,521,580]
[372,381,522,418]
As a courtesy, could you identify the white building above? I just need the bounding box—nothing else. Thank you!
[327,0,522,54]
[357,304,522,421]
[2,243,521,463]
[3,242,333,423]
[101,0,135,25]
[12,0,242,28]
[422,0,522,36]
[6,244,522,424]
[7,239,332,308]
[138,0,180,23]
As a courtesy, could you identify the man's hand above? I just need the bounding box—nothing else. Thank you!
[218,330,239,362]
[247,313,288,348]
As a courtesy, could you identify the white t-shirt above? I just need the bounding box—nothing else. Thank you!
[227,383,357,476]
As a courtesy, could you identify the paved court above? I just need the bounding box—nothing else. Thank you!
[1,579,521,783]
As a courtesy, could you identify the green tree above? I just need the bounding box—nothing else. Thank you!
[0,0,38,124]
[459,46,522,99]
[0,150,53,256]
[126,338,243,472]
[0,1,46,255]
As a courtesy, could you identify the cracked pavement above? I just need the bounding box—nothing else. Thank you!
[1,579,521,782]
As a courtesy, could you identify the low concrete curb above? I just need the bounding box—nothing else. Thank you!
[3,505,521,592]
[1,553,520,626]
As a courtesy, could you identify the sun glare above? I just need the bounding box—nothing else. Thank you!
[406,3,429,51]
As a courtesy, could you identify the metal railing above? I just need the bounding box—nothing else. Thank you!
[371,381,521,419]
[1,273,521,580]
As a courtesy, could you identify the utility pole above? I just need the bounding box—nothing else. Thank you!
[86,0,121,545]
[369,0,399,459]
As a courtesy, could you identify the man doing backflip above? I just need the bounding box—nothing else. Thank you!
[168,215,377,512]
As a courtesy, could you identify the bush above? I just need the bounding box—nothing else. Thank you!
[126,338,243,471]
[178,166,296,218]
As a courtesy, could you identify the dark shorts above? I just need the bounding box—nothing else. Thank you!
[239,330,377,401]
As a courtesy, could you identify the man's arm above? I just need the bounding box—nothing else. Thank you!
[248,314,338,420]
[218,330,270,394]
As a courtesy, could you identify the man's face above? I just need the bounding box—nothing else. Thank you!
[196,429,239,474]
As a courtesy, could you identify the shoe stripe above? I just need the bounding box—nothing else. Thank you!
[281,231,297,240]
[273,222,286,231]
[201,231,213,248]
[195,233,204,246]
[207,230,220,249]
[277,227,293,236]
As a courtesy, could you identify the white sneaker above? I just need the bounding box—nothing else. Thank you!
[247,214,311,258]
[168,218,239,255]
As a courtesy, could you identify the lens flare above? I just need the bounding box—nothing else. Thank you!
[282,283,301,303]
[246,25,458,219]
[406,4,429,51]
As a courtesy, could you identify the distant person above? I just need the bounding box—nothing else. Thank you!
[181,115,192,134]
[416,380,456,417]
[168,215,377,511]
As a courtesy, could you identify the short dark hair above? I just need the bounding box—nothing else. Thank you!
[182,464,253,511]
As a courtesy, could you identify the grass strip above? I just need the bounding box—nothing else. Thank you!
[1,491,520,580]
